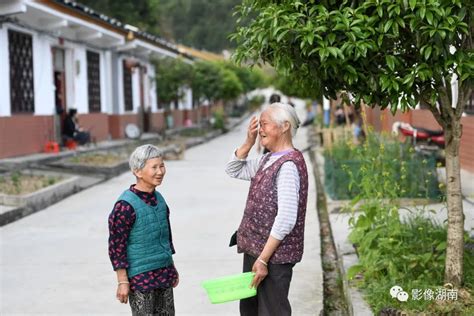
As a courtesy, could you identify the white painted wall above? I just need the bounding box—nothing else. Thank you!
[147,63,158,113]
[103,51,113,114]
[178,86,192,110]
[34,32,55,115]
[0,24,56,116]
[0,26,10,117]
[117,56,125,114]
[74,48,88,114]
[132,64,140,113]
[64,47,75,113]
[99,50,107,113]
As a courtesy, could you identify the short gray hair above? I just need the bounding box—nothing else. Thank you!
[265,102,300,137]
[129,144,163,172]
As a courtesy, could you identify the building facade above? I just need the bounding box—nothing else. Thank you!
[0,0,203,159]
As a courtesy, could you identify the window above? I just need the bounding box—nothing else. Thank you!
[87,50,101,112]
[123,60,133,111]
[8,30,34,113]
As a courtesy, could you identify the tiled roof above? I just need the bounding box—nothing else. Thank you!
[52,0,189,57]
[176,45,225,62]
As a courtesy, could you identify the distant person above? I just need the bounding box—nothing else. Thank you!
[287,97,295,108]
[63,108,91,145]
[269,93,281,104]
[225,103,308,316]
[335,105,346,126]
[302,101,316,127]
[108,144,179,315]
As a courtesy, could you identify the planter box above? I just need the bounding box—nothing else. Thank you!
[0,170,80,207]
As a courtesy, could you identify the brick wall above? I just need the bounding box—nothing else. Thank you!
[365,107,474,172]
[0,115,55,158]
[460,116,474,172]
[108,114,139,139]
[78,113,109,142]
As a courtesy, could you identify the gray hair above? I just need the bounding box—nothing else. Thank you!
[129,144,163,172]
[264,102,300,137]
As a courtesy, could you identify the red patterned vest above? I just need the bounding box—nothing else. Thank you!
[237,150,308,264]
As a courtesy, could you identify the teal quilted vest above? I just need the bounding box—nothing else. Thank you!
[118,190,173,277]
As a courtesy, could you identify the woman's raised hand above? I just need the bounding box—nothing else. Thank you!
[245,116,259,146]
[236,116,259,159]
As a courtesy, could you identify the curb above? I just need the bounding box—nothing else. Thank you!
[307,128,351,316]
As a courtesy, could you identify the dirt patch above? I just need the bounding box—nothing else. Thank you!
[66,152,128,166]
[0,171,63,195]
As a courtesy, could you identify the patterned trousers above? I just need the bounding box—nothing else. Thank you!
[129,287,175,316]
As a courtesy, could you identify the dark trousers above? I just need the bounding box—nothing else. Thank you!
[240,254,295,316]
[129,287,175,316]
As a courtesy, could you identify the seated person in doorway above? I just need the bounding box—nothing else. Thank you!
[63,108,91,145]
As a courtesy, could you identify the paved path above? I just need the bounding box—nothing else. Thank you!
[1,106,322,315]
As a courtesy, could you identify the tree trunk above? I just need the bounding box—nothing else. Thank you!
[443,120,464,287]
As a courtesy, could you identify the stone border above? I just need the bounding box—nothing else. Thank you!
[0,170,101,226]
[0,170,76,207]
[307,128,352,315]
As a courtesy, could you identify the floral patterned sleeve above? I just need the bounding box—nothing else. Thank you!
[108,200,136,270]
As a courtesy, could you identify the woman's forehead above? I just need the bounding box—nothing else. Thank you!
[259,110,273,121]
[146,157,164,164]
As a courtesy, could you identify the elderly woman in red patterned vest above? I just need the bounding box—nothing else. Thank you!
[226,102,309,316]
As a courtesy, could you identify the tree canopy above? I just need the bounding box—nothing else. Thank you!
[79,0,241,53]
[232,0,473,113]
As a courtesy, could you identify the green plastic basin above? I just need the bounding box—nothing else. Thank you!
[202,272,257,304]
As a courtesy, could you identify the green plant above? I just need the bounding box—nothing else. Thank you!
[10,171,22,194]
[211,108,226,131]
[325,133,440,200]
[248,95,265,111]
[343,132,473,313]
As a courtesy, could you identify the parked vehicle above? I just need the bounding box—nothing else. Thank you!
[392,121,445,164]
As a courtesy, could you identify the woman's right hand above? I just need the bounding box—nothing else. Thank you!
[116,283,130,304]
[245,116,259,146]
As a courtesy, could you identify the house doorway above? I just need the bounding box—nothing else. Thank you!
[52,47,67,143]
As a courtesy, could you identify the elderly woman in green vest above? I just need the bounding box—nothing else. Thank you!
[108,144,179,315]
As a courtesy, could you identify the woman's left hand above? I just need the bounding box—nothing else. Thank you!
[173,274,180,288]
[250,260,268,288]
[116,283,130,304]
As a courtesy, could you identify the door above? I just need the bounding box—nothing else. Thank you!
[52,47,66,142]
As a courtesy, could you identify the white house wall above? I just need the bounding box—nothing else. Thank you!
[99,50,107,113]
[0,23,56,116]
[178,86,193,110]
[73,48,88,114]
[132,62,140,113]
[147,63,158,113]
[103,51,113,114]
[0,26,10,117]
[116,56,125,114]
[34,33,55,115]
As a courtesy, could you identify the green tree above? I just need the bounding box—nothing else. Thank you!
[152,57,192,108]
[218,61,266,93]
[191,61,223,103]
[191,61,244,103]
[274,74,321,100]
[233,0,473,287]
[79,0,161,35]
[80,0,242,53]
[217,68,244,101]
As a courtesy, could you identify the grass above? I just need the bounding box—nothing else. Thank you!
[0,171,62,195]
[351,215,474,315]
[67,153,127,166]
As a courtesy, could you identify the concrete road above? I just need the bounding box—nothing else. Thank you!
[1,106,322,315]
